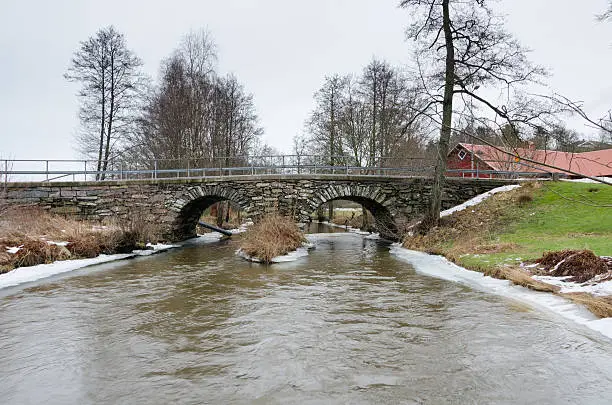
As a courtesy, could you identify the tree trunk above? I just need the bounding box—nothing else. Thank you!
[427,0,455,228]
[316,206,325,222]
[328,84,336,221]
[102,50,115,180]
[216,202,224,227]
[361,206,369,230]
[96,65,106,181]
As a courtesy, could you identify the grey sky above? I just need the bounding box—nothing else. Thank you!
[1,0,611,160]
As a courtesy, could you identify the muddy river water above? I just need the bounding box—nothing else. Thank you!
[1,230,612,404]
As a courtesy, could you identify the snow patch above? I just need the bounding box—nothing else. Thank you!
[47,241,69,247]
[561,176,612,184]
[390,245,612,340]
[0,254,134,289]
[6,246,21,254]
[440,184,521,217]
[533,275,612,296]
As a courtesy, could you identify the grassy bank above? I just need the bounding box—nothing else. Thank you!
[0,207,161,273]
[403,181,612,316]
[239,214,306,263]
[406,182,611,268]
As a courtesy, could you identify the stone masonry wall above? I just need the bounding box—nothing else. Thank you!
[3,175,514,241]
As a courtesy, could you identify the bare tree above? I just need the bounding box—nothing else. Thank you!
[303,59,428,170]
[399,0,546,227]
[129,30,262,174]
[542,94,612,139]
[598,1,612,21]
[65,26,143,180]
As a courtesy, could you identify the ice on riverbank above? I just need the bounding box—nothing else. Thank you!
[0,241,191,290]
[533,275,612,296]
[390,245,612,340]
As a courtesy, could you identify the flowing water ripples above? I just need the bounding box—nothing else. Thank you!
[1,234,612,404]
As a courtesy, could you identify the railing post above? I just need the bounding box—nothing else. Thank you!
[154,159,158,179]
[119,162,123,181]
[45,160,49,182]
[3,160,7,192]
[84,160,87,181]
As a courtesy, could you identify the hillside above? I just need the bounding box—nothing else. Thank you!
[404,181,612,269]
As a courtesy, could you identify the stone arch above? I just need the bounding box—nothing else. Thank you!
[303,184,400,240]
[167,185,250,240]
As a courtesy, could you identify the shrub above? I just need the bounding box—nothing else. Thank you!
[66,235,104,258]
[240,214,306,263]
[516,193,533,207]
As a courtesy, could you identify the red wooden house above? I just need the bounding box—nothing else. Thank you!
[446,143,612,179]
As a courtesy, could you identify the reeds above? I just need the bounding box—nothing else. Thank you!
[0,206,161,272]
[239,214,306,263]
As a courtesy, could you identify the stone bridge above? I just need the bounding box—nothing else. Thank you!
[3,175,516,241]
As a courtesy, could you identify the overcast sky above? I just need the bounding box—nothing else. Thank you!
[1,0,611,160]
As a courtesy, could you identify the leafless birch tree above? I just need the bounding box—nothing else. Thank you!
[65,26,143,180]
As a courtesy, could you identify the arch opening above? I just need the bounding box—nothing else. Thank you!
[305,196,399,240]
[173,195,248,240]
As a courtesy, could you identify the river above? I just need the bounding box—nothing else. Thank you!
[1,230,612,404]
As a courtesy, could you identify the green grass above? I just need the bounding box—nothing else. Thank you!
[500,182,612,254]
[458,253,525,270]
[458,181,612,269]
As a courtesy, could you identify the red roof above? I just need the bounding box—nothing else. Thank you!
[454,143,612,177]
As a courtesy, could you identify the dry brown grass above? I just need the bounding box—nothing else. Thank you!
[561,292,612,318]
[10,239,71,268]
[0,206,162,272]
[0,206,91,242]
[403,185,529,252]
[240,214,306,263]
[484,266,560,293]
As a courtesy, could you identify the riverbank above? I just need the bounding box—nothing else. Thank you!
[390,245,612,340]
[402,181,612,318]
[0,206,165,273]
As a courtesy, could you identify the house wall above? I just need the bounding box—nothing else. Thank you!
[446,148,495,178]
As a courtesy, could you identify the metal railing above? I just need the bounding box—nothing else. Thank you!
[0,155,554,184]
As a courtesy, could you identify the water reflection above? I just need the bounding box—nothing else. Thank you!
[1,234,612,404]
